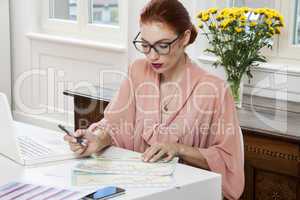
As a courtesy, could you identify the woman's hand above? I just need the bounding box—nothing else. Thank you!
[142,143,179,162]
[63,128,111,157]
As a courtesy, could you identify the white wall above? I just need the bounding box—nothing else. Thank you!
[9,0,300,130]
[10,0,140,130]
[0,0,12,103]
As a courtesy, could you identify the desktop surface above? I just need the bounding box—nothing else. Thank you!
[0,147,221,200]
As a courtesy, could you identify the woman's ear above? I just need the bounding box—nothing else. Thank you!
[181,29,191,47]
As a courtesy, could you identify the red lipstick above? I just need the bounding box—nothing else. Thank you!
[151,63,163,69]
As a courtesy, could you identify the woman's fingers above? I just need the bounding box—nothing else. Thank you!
[64,129,87,144]
[74,129,87,138]
[149,149,166,162]
[70,143,82,151]
[163,153,174,162]
[142,147,151,159]
[87,122,99,132]
[75,147,86,155]
[143,145,160,162]
[63,134,77,143]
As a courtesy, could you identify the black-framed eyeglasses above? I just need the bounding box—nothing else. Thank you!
[132,32,181,55]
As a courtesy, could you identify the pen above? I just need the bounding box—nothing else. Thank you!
[58,124,86,146]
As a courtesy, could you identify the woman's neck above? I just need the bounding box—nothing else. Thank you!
[161,53,186,83]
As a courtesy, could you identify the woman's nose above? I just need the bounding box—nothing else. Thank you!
[147,48,159,61]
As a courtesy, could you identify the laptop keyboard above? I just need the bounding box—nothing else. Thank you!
[17,136,55,159]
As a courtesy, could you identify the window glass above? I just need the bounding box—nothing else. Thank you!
[88,0,119,25]
[294,0,300,44]
[49,0,77,21]
[232,0,274,8]
[212,0,274,8]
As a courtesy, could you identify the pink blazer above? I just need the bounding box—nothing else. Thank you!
[93,56,245,200]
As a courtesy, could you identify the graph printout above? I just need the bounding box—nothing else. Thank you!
[0,182,84,200]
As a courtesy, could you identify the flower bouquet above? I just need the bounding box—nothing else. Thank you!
[196,7,284,107]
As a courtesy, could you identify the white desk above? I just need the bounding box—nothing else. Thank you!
[0,147,221,200]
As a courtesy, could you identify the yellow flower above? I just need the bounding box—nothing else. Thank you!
[279,22,285,27]
[265,19,273,25]
[201,14,210,22]
[221,19,232,29]
[198,21,204,29]
[235,27,243,33]
[209,22,217,29]
[216,15,224,21]
[279,15,284,25]
[275,27,281,34]
[256,8,265,14]
[239,15,246,21]
[250,22,257,27]
[241,7,250,13]
[196,11,203,19]
[208,8,218,14]
[269,27,275,35]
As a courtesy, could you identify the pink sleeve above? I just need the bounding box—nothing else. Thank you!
[198,87,245,200]
[88,64,137,150]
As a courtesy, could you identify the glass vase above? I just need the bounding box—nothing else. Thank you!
[228,78,243,108]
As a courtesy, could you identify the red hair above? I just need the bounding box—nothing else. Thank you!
[140,0,198,45]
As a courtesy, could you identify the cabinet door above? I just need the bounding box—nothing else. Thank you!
[242,130,300,200]
[0,0,11,103]
[255,170,297,200]
[74,96,109,130]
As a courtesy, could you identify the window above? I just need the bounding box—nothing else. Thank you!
[89,0,119,25]
[231,0,274,8]
[278,0,300,59]
[49,0,78,21]
[293,0,300,44]
[42,0,128,46]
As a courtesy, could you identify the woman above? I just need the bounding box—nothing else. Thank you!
[64,0,244,199]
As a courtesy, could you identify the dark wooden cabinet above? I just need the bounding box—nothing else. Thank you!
[64,88,300,200]
[63,87,113,130]
[73,95,109,130]
[239,104,300,200]
[240,130,300,200]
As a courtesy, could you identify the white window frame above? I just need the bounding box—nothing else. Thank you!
[278,0,300,59]
[41,0,128,47]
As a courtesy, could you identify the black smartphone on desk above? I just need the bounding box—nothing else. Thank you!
[83,186,125,200]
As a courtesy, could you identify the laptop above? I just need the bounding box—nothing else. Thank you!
[0,92,77,166]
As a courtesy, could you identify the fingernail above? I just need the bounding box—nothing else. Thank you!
[83,139,88,143]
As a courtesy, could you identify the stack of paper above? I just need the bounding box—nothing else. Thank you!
[74,156,178,176]
[72,147,178,188]
[72,172,174,188]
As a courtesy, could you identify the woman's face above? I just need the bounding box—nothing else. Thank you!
[139,22,190,74]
